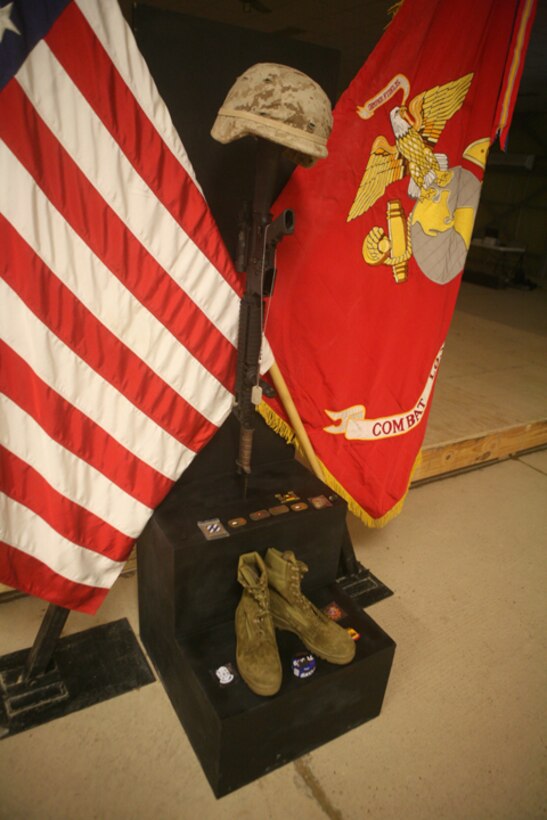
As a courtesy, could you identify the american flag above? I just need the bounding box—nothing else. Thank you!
[0,0,252,612]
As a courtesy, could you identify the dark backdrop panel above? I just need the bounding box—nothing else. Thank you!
[133,5,340,258]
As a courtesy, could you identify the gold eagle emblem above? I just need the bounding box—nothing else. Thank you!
[348,73,473,222]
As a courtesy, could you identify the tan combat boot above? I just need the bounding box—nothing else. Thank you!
[235,551,282,696]
[265,548,356,665]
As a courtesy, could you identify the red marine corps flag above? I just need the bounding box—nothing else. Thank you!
[0,0,253,612]
[262,0,536,525]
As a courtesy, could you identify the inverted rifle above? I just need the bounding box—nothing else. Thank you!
[234,138,294,491]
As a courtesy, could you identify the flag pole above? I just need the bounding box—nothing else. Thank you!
[21,603,70,683]
[266,361,393,605]
[268,361,325,481]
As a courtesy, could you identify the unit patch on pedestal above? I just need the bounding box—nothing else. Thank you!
[197,519,230,540]
[292,652,317,679]
[249,509,271,521]
[269,504,290,516]
[323,602,347,622]
[210,663,238,687]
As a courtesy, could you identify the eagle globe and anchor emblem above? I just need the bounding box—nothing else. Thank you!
[323,73,491,444]
[348,72,490,285]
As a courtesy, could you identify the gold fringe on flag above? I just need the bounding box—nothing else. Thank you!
[258,399,420,529]
[257,400,297,448]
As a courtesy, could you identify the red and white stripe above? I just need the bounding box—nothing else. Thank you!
[0,0,258,612]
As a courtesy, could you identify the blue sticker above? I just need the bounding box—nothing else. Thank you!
[292,652,317,679]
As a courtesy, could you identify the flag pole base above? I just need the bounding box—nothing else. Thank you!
[0,617,155,739]
[336,527,393,608]
[336,563,393,609]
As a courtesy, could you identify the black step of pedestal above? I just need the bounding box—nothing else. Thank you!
[146,584,394,797]
[137,415,395,796]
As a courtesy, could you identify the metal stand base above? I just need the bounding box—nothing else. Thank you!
[1,662,68,726]
[0,618,155,738]
[336,526,393,608]
[336,562,393,608]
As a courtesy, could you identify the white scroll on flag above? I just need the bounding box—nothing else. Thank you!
[0,0,260,612]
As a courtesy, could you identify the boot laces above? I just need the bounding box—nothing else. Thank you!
[288,559,329,621]
[249,586,269,632]
[289,560,313,609]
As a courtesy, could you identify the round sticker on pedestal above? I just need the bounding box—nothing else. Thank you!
[292,652,317,679]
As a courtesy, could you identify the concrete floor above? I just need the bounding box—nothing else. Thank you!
[424,282,547,447]
[1,447,546,819]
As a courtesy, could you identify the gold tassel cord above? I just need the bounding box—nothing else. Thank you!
[387,0,405,19]
[257,401,296,447]
[267,362,325,481]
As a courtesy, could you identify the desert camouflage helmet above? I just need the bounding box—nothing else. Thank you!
[211,63,333,167]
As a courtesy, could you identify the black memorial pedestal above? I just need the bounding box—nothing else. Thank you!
[137,414,395,796]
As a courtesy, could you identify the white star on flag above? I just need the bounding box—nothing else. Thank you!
[0,3,20,42]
